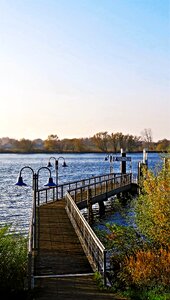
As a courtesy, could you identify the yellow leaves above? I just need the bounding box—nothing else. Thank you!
[135,161,170,246]
[122,247,170,287]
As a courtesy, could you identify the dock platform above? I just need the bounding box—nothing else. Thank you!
[33,199,126,300]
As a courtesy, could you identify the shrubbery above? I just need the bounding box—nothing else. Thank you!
[0,226,28,293]
[120,247,170,288]
[135,160,170,248]
[95,157,170,299]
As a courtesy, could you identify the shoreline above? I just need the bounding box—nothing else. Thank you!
[0,150,167,155]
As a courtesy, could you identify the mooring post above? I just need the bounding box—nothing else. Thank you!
[138,149,148,192]
[87,188,94,225]
[163,156,169,179]
[143,148,148,166]
[99,201,105,217]
[120,148,126,174]
[109,155,113,173]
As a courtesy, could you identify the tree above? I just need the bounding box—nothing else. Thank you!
[32,139,44,151]
[141,128,153,150]
[92,132,109,152]
[156,139,170,152]
[125,134,141,152]
[44,134,59,152]
[72,138,86,152]
[18,139,33,152]
[110,133,120,153]
[110,132,129,152]
[109,132,140,152]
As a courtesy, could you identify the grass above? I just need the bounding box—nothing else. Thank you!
[0,226,28,293]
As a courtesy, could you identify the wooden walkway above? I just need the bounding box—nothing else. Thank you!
[33,199,126,300]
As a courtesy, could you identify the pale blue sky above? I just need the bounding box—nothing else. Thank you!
[0,0,169,141]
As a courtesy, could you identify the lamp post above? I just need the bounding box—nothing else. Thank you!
[15,166,56,249]
[47,156,67,185]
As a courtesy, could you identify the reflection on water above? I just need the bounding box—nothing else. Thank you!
[0,152,162,235]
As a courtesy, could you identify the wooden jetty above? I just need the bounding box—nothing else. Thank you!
[33,199,127,299]
[27,172,138,299]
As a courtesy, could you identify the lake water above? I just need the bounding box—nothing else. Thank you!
[0,152,163,235]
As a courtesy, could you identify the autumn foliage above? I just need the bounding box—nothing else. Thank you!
[135,158,170,247]
[96,157,170,296]
[119,157,170,291]
[120,247,170,288]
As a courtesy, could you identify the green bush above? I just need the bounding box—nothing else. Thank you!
[122,287,170,300]
[0,226,28,292]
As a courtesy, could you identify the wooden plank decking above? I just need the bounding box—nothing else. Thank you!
[33,199,126,300]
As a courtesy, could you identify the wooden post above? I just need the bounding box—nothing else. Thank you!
[138,160,148,194]
[109,155,113,173]
[82,179,85,191]
[103,249,107,286]
[163,157,169,172]
[27,252,34,289]
[138,150,148,184]
[61,185,64,198]
[33,174,37,250]
[87,188,94,225]
[163,157,169,180]
[99,201,105,217]
[143,148,148,166]
[120,148,126,174]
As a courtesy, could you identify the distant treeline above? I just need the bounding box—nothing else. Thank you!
[0,130,170,153]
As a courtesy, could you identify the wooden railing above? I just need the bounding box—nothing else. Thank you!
[36,172,120,206]
[65,191,107,285]
[68,173,132,205]
[65,173,133,284]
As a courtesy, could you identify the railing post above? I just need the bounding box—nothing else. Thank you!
[114,174,116,185]
[111,177,113,190]
[46,190,47,203]
[94,178,97,196]
[105,180,108,193]
[33,174,37,250]
[74,190,77,203]
[37,191,40,206]
[56,186,58,199]
[61,185,64,198]
[129,173,132,183]
[87,188,94,225]
[103,249,107,286]
[27,252,32,290]
[82,179,85,191]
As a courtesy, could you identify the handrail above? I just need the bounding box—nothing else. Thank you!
[38,172,121,192]
[68,173,132,204]
[36,172,121,205]
[65,173,133,285]
[65,191,107,284]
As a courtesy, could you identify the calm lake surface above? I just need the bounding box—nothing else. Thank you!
[0,152,163,235]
